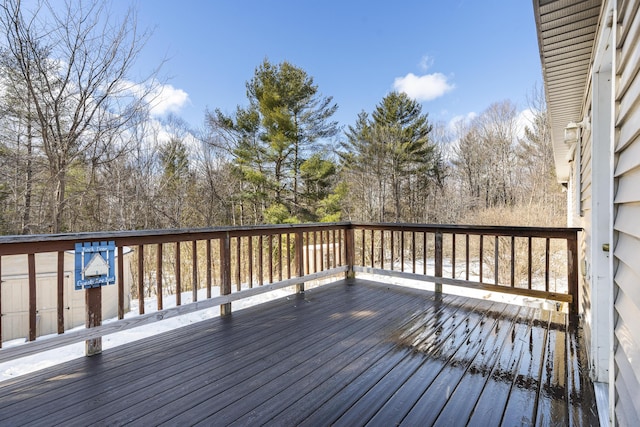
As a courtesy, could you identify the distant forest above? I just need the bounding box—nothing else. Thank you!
[0,0,565,235]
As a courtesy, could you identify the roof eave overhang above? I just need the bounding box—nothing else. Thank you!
[532,0,602,183]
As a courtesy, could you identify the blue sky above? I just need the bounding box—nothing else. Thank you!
[118,1,542,133]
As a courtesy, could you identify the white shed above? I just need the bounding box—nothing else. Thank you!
[1,250,132,343]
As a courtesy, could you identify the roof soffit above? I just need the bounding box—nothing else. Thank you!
[533,0,602,182]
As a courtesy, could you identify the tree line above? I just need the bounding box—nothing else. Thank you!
[0,0,565,236]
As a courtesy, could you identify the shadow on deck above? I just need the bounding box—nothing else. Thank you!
[0,279,598,426]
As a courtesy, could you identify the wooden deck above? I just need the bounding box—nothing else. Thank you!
[0,279,598,426]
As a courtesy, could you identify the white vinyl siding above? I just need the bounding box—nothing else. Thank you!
[613,0,640,424]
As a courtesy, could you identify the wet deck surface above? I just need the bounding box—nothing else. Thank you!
[0,279,598,426]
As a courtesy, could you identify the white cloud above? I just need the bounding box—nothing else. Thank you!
[448,112,477,131]
[147,83,190,116]
[516,108,535,139]
[419,55,434,71]
[393,72,455,102]
[116,80,190,117]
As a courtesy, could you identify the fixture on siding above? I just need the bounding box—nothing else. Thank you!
[564,122,579,146]
[564,117,591,147]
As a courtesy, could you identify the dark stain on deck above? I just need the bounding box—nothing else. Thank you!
[0,279,599,426]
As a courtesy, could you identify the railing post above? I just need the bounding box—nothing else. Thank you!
[435,232,443,293]
[220,233,232,316]
[295,231,305,293]
[85,286,102,356]
[345,226,355,280]
[567,231,579,318]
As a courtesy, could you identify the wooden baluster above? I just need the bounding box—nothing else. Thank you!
[361,229,365,267]
[380,230,384,270]
[378,230,384,270]
[269,234,274,284]
[286,233,291,279]
[320,231,325,271]
[465,234,470,281]
[390,231,395,271]
[528,237,533,290]
[278,234,283,281]
[259,235,264,286]
[175,242,181,306]
[479,235,484,283]
[452,234,456,279]
[545,238,550,292]
[423,232,427,275]
[236,237,241,291]
[510,236,515,288]
[157,243,163,310]
[332,229,337,268]
[28,253,36,341]
[192,240,198,301]
[327,230,331,268]
[137,245,144,314]
[57,251,64,334]
[412,231,416,274]
[247,236,253,289]
[400,231,405,272]
[118,245,124,319]
[338,229,343,266]
[370,229,375,269]
[305,232,310,275]
[206,239,212,298]
[494,236,499,285]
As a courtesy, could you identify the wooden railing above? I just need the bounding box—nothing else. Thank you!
[0,222,579,361]
[0,223,350,361]
[351,223,579,315]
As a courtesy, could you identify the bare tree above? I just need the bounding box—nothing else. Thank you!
[0,0,158,232]
[516,86,565,222]
[452,101,519,211]
[195,147,237,225]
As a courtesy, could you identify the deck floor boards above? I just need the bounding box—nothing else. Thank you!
[0,279,599,426]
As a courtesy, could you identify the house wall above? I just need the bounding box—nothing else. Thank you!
[1,252,132,343]
[613,0,640,424]
[574,67,614,387]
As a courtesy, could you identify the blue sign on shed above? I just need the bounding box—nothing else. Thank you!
[75,241,116,290]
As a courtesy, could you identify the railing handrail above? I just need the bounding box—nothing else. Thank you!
[352,222,581,238]
[0,222,352,255]
[0,222,580,250]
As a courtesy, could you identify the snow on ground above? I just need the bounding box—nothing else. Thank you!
[0,258,566,383]
[0,282,308,383]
